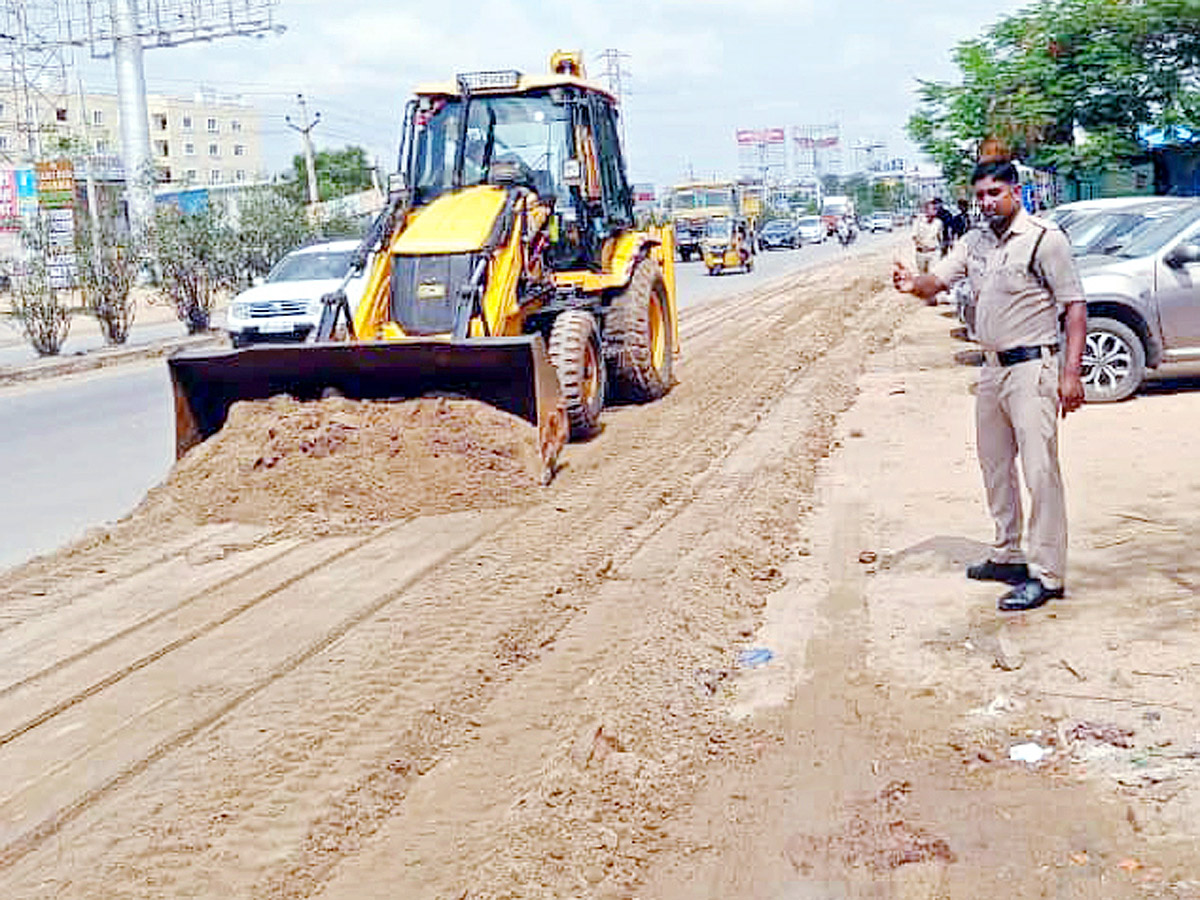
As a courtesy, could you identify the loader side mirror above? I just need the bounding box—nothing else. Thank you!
[562,158,582,187]
[387,172,406,193]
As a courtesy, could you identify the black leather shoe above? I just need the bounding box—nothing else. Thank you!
[967,559,1030,585]
[997,579,1064,612]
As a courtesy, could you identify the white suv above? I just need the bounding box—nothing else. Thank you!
[225,240,368,346]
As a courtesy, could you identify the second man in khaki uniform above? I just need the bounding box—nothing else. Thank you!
[911,200,943,274]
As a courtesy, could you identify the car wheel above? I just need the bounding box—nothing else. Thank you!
[230,333,251,349]
[1081,317,1146,403]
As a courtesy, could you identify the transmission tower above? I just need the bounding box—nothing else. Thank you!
[596,48,630,146]
[8,0,281,232]
[1,1,71,162]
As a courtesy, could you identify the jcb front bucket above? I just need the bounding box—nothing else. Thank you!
[168,337,569,479]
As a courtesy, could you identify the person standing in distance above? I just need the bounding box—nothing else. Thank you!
[893,159,1087,612]
[911,200,943,275]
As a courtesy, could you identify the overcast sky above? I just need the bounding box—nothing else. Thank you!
[75,0,1032,187]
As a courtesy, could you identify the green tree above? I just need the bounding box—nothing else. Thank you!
[280,145,374,204]
[906,0,1200,186]
[234,187,317,282]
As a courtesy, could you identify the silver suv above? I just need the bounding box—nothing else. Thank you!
[1075,200,1200,401]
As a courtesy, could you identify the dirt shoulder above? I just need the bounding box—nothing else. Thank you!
[642,298,1200,898]
[0,248,1196,899]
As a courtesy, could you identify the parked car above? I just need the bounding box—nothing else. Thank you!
[958,199,1200,401]
[1045,197,1194,257]
[225,240,368,347]
[759,219,799,250]
[1074,200,1200,401]
[866,212,893,232]
[794,215,825,245]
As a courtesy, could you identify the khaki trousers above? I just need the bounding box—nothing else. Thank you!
[915,249,937,274]
[975,352,1067,589]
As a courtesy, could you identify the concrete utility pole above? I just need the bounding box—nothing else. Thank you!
[110,0,153,234]
[286,94,320,205]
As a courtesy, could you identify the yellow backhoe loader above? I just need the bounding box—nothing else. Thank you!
[169,51,678,478]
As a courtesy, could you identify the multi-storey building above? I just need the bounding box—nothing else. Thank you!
[0,87,266,188]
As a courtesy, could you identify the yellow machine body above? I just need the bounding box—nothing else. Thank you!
[170,51,678,477]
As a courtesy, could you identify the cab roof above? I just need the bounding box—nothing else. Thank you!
[414,72,616,104]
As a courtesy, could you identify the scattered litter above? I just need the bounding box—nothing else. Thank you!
[1069,851,1089,866]
[1009,742,1050,764]
[737,647,774,669]
[1118,857,1143,873]
[858,550,877,564]
[1068,721,1135,748]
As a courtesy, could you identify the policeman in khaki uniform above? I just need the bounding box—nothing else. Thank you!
[911,200,943,274]
[893,159,1087,612]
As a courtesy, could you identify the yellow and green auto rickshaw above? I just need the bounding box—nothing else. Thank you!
[701,217,754,275]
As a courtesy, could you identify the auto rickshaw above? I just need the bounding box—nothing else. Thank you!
[701,217,754,275]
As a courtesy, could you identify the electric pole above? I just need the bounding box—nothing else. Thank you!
[286,93,320,205]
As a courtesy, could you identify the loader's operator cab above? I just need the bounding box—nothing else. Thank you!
[403,73,634,271]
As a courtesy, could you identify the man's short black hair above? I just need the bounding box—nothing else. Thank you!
[971,159,1019,185]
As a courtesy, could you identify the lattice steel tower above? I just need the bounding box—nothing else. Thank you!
[1,1,71,162]
[5,0,281,230]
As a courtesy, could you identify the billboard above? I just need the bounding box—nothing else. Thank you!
[35,160,77,288]
[736,128,786,145]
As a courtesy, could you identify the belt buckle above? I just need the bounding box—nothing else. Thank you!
[984,350,1001,366]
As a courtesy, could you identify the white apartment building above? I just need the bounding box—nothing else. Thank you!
[0,87,266,188]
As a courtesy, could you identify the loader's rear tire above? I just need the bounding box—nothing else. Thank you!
[606,258,673,402]
[548,309,605,439]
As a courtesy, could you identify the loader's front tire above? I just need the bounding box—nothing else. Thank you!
[549,309,605,439]
[606,258,673,402]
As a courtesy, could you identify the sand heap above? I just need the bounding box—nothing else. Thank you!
[140,396,545,533]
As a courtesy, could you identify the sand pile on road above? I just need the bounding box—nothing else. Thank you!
[139,395,544,533]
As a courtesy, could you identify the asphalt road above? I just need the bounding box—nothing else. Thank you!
[0,231,896,574]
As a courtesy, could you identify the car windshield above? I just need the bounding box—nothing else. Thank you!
[267,250,354,283]
[1108,204,1200,258]
[763,221,790,233]
[409,92,570,202]
[798,217,820,228]
[705,220,732,239]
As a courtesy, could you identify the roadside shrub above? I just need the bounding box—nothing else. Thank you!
[10,216,72,356]
[153,203,239,333]
[75,212,143,345]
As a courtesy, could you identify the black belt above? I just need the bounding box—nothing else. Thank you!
[983,344,1059,366]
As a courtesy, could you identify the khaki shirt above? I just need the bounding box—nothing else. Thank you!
[934,208,1084,351]
[912,216,942,252]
